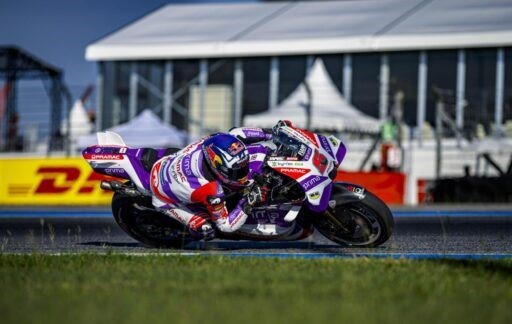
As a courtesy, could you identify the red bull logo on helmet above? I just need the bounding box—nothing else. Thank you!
[206,145,223,167]
[229,141,244,155]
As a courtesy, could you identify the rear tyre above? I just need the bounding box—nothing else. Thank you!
[312,191,394,247]
[112,192,194,248]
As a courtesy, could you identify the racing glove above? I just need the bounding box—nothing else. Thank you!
[246,184,268,207]
[272,120,293,136]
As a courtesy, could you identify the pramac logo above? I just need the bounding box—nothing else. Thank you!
[83,153,124,160]
[275,167,310,180]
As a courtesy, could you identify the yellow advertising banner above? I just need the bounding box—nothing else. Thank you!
[0,157,113,205]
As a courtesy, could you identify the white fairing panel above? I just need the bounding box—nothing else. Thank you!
[97,131,126,146]
[283,205,301,222]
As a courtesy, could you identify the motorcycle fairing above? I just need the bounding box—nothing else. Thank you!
[83,132,183,195]
[84,145,154,194]
[235,204,311,238]
[266,125,347,213]
[246,144,268,177]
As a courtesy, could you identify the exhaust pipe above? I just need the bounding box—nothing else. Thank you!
[100,180,123,191]
[100,180,113,191]
[100,180,141,197]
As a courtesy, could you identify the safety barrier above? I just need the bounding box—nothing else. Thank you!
[0,157,113,205]
[0,157,406,205]
[336,171,406,205]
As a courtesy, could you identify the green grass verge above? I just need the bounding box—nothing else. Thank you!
[0,254,511,324]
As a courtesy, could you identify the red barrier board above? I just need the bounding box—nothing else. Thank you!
[335,171,406,205]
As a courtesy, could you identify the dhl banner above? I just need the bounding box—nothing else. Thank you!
[0,157,113,205]
[0,157,406,206]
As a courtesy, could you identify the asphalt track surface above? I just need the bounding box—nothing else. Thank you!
[1,206,512,260]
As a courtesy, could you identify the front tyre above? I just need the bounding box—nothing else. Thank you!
[112,192,194,248]
[312,191,394,247]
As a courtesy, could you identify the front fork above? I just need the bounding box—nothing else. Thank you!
[312,182,367,232]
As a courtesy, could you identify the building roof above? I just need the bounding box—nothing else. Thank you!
[86,0,512,61]
[1,46,61,78]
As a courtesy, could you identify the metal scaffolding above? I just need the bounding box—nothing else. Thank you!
[0,46,63,152]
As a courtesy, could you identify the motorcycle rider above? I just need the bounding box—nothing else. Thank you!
[149,127,273,240]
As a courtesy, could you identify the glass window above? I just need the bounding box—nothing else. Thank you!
[504,48,512,129]
[209,59,234,85]
[201,59,234,133]
[352,53,380,119]
[465,48,496,134]
[388,51,418,126]
[242,57,270,117]
[173,59,199,130]
[426,50,457,130]
[100,61,130,129]
[278,56,306,104]
[137,61,164,119]
[113,61,131,127]
[320,54,344,96]
[99,61,109,130]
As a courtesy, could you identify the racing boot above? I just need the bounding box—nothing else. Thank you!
[189,222,216,241]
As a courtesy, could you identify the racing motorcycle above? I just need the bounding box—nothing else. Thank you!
[83,123,394,248]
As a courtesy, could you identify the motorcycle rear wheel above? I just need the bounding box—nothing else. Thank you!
[112,192,194,248]
[313,191,394,247]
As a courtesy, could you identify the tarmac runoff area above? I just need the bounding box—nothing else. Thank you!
[0,205,512,260]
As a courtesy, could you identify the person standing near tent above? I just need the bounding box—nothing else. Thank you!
[150,127,273,240]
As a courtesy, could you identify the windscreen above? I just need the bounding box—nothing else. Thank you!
[273,129,308,159]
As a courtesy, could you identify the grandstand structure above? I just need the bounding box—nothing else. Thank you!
[86,0,512,141]
[0,46,64,152]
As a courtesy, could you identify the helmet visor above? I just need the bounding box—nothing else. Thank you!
[218,158,249,184]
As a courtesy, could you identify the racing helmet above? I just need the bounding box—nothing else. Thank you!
[202,133,250,187]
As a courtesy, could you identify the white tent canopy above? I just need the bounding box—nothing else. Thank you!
[86,0,512,60]
[77,109,186,149]
[61,99,93,138]
[244,59,381,133]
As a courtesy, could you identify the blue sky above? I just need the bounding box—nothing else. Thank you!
[0,0,255,88]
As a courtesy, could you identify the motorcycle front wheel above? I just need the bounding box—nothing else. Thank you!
[312,191,394,247]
